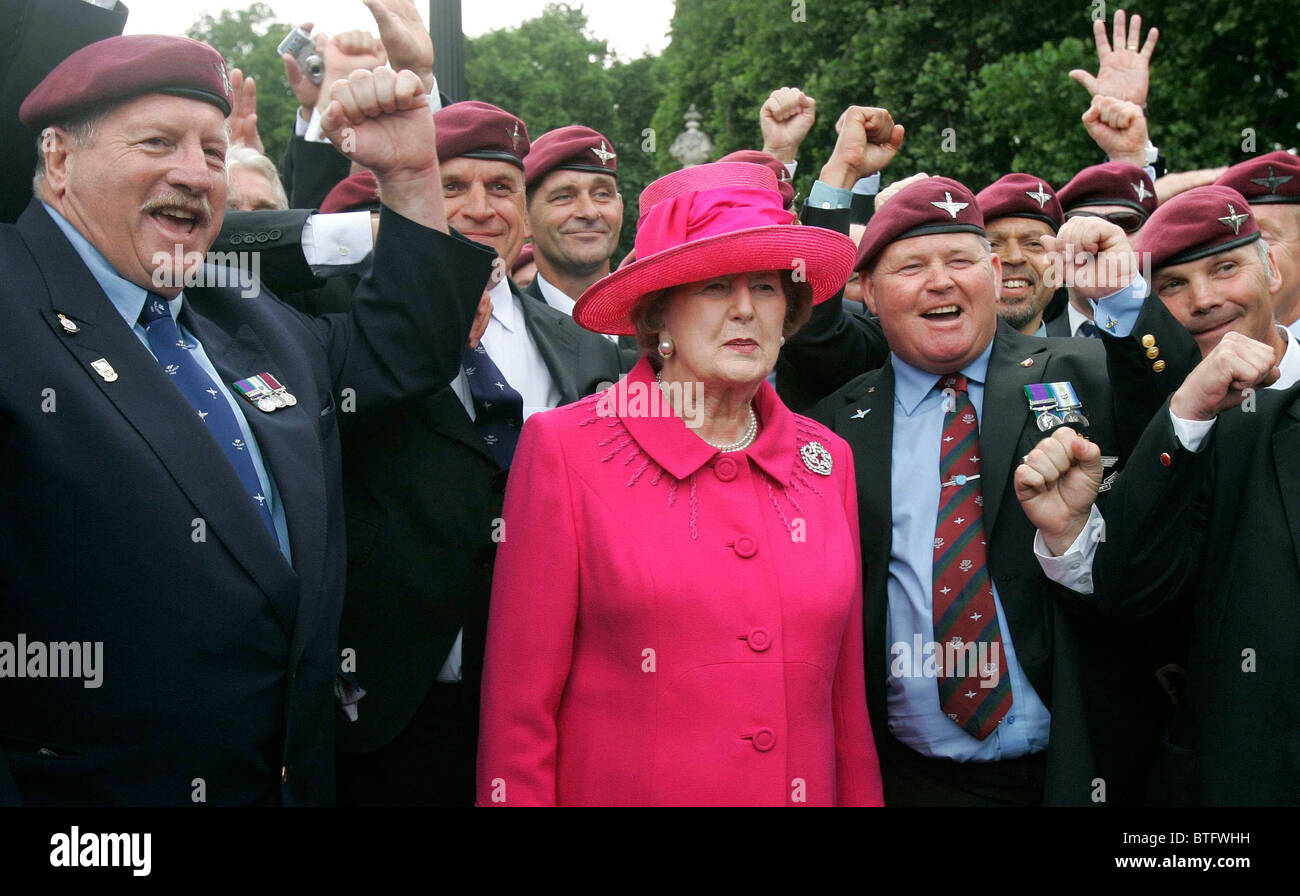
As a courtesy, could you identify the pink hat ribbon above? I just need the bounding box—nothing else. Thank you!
[634,187,794,260]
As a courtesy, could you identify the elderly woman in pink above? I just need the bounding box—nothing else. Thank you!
[476,162,883,806]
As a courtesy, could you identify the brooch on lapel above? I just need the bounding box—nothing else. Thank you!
[800,441,833,475]
[1023,381,1089,431]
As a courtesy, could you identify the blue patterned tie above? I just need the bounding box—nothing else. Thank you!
[138,294,277,540]
[462,344,523,469]
[1076,320,1101,339]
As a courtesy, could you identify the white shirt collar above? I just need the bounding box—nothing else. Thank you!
[533,272,576,317]
[488,275,517,333]
[1272,323,1300,391]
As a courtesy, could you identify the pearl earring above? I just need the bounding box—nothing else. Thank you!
[779,336,786,346]
[658,337,675,358]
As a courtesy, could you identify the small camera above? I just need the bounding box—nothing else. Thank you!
[278,27,324,86]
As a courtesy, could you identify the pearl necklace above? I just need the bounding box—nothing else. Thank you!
[656,371,760,452]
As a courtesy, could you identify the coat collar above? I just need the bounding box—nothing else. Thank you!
[612,356,797,484]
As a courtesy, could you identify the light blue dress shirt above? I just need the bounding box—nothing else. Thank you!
[1086,273,1150,337]
[44,204,292,562]
[885,342,1051,760]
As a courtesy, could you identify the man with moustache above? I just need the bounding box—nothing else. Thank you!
[975,173,1067,337]
[333,101,623,806]
[0,36,494,805]
[1217,150,1300,339]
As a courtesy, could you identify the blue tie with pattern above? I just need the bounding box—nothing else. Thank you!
[138,294,278,541]
[1076,320,1101,339]
[462,344,523,469]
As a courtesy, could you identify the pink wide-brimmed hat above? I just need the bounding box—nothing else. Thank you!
[573,162,856,336]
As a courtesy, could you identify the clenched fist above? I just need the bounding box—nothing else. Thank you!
[1040,215,1138,299]
[818,106,904,190]
[1169,331,1279,422]
[760,87,817,164]
[1015,426,1104,556]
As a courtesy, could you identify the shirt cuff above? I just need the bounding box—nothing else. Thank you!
[1169,408,1216,452]
[1033,504,1104,594]
[852,173,882,195]
[1090,273,1147,338]
[303,211,374,273]
[808,180,853,210]
[784,160,797,179]
[294,109,311,137]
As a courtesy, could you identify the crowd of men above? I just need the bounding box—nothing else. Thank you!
[1,0,1296,806]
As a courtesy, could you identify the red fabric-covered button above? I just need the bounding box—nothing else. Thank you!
[746,628,771,652]
[1159,452,1172,467]
[714,457,738,481]
[733,535,757,558]
[752,728,776,752]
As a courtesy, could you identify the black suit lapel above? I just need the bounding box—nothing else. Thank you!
[424,387,498,465]
[516,281,582,404]
[980,329,1052,537]
[825,366,895,714]
[1272,395,1300,574]
[20,205,299,631]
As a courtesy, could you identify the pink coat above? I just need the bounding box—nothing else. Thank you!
[476,358,884,806]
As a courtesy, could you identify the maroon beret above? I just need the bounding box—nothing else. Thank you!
[1216,150,1300,205]
[320,172,380,215]
[976,173,1062,231]
[524,125,618,189]
[20,35,233,127]
[433,101,529,169]
[1058,161,1157,217]
[1134,186,1260,273]
[855,176,984,272]
[717,150,795,208]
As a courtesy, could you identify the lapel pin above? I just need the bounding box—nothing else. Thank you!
[851,408,870,419]
[800,441,833,475]
[90,358,117,382]
[868,386,876,393]
[1020,357,1034,368]
[57,313,79,334]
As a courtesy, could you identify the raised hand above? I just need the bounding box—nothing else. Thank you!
[1069,8,1159,106]
[365,0,436,94]
[1169,331,1279,422]
[313,29,389,119]
[1081,94,1148,167]
[1040,215,1138,298]
[818,106,904,190]
[320,68,444,231]
[760,87,817,164]
[226,67,264,153]
[1014,427,1104,556]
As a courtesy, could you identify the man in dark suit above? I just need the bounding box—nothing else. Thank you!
[0,37,494,806]
[334,101,624,806]
[782,107,1171,804]
[1018,188,1300,804]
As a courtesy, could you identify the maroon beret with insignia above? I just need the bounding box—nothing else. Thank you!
[718,150,795,208]
[1058,161,1158,217]
[855,176,984,272]
[1134,186,1260,273]
[524,125,619,189]
[20,35,234,126]
[433,101,530,169]
[976,173,1063,231]
[320,171,380,215]
[1216,150,1300,205]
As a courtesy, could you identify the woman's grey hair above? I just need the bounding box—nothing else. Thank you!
[630,270,813,356]
[226,143,289,211]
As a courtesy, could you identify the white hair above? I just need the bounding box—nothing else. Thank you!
[225,143,289,210]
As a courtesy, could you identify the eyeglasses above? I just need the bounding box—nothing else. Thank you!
[1064,210,1145,234]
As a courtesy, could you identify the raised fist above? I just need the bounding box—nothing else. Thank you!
[818,106,904,190]
[1014,426,1104,556]
[760,87,817,164]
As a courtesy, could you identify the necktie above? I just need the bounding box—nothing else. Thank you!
[462,344,523,469]
[138,294,277,541]
[932,374,1013,740]
[1076,320,1101,338]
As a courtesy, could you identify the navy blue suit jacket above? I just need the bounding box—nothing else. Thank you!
[0,200,495,805]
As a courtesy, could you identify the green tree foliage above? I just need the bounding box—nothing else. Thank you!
[654,0,1300,196]
[187,3,298,166]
